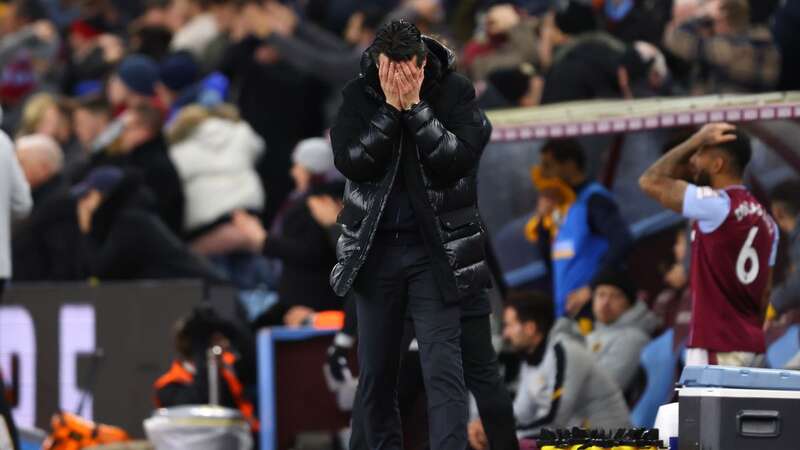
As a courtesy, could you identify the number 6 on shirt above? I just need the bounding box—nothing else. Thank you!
[737,226,760,285]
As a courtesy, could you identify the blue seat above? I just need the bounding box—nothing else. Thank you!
[767,324,800,369]
[631,329,682,427]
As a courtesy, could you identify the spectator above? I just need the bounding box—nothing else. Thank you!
[71,95,112,154]
[73,166,220,281]
[169,0,239,69]
[154,306,258,431]
[462,4,540,81]
[541,36,669,104]
[586,270,659,393]
[156,50,201,122]
[468,291,629,442]
[12,134,86,280]
[0,125,31,450]
[16,92,85,171]
[664,0,781,93]
[479,63,544,109]
[166,104,265,254]
[0,0,59,111]
[89,103,185,236]
[536,1,598,72]
[535,139,633,322]
[106,53,159,114]
[234,137,343,327]
[773,0,800,90]
[601,0,667,45]
[651,227,692,332]
[243,2,383,126]
[768,181,800,317]
[61,22,125,97]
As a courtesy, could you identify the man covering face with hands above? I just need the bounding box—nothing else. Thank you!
[330,19,495,450]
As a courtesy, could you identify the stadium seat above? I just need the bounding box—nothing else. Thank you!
[631,329,682,427]
[767,324,800,369]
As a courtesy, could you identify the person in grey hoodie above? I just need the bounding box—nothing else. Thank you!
[468,291,629,444]
[0,123,32,450]
[587,270,660,392]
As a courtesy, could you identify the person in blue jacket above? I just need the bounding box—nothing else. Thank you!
[535,138,633,320]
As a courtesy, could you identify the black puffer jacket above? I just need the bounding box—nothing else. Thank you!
[330,36,492,303]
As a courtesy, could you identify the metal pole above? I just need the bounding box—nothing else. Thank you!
[207,345,223,406]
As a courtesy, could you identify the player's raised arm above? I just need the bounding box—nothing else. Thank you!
[639,123,737,212]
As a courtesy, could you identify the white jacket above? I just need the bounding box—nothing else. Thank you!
[169,118,265,231]
[0,130,32,278]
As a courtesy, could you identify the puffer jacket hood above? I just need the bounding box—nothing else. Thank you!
[594,300,661,335]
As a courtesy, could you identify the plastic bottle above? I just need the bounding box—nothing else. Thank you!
[612,428,640,450]
[638,429,663,450]
[569,427,589,450]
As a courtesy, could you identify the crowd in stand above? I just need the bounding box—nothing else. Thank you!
[2,0,800,447]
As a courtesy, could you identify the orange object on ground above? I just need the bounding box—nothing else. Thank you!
[42,411,129,450]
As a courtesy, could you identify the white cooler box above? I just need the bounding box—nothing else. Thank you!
[144,405,253,450]
[678,366,800,450]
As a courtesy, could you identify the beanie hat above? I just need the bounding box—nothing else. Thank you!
[591,269,637,304]
[71,166,124,199]
[555,1,597,36]
[486,63,536,105]
[293,137,335,175]
[116,54,159,96]
[159,51,199,92]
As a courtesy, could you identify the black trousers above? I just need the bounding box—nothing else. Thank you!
[352,242,467,450]
[350,314,519,450]
[0,281,19,450]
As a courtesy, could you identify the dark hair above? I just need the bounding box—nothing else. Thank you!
[76,94,111,115]
[771,180,800,216]
[360,6,387,31]
[591,269,636,305]
[541,138,586,171]
[505,291,555,336]
[713,129,751,175]
[370,20,425,66]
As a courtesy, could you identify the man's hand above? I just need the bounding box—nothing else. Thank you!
[467,419,489,450]
[566,285,592,317]
[307,195,343,227]
[378,54,403,110]
[395,59,425,109]
[232,210,268,252]
[692,122,737,148]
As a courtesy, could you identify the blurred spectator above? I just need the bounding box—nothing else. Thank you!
[535,139,633,321]
[15,92,86,170]
[74,166,220,281]
[89,103,185,236]
[166,104,265,254]
[651,227,692,331]
[12,134,86,280]
[169,0,240,70]
[664,0,781,93]
[154,306,258,431]
[601,0,668,45]
[586,270,659,393]
[479,63,544,109]
[773,0,800,90]
[156,50,201,121]
[220,10,326,225]
[475,291,629,440]
[536,1,598,71]
[243,2,382,126]
[462,4,540,81]
[129,23,174,61]
[234,137,344,327]
[71,95,112,155]
[768,181,800,318]
[0,125,31,450]
[0,0,59,108]
[541,34,669,104]
[106,53,159,114]
[61,22,125,97]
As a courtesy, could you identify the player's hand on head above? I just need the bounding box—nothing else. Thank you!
[696,122,737,147]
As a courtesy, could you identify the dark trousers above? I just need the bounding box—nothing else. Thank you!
[350,315,519,450]
[353,242,467,450]
[0,281,19,450]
